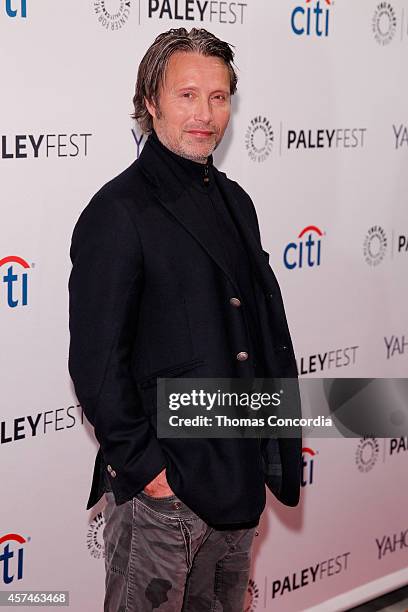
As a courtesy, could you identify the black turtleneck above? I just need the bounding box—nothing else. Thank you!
[147,129,265,376]
[149,128,214,192]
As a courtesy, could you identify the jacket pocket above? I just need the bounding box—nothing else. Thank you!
[136,358,205,390]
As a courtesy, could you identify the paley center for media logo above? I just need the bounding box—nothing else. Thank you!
[363,226,407,265]
[363,226,387,266]
[244,578,260,612]
[3,0,26,17]
[283,225,324,270]
[87,513,105,560]
[291,0,333,38]
[372,2,397,45]
[0,533,29,585]
[0,256,32,309]
[95,0,248,29]
[355,437,380,473]
[372,2,408,45]
[93,0,131,31]
[245,117,274,163]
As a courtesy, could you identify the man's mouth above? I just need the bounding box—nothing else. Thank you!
[186,130,214,137]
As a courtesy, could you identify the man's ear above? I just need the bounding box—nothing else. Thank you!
[144,97,157,119]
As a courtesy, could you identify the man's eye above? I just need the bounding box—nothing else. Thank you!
[182,92,193,98]
[213,95,226,101]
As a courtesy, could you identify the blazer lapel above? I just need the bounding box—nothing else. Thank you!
[138,140,241,292]
[138,137,280,296]
[214,170,282,296]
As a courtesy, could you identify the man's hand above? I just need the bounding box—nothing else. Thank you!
[143,468,174,497]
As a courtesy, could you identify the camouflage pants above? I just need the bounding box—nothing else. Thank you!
[103,490,258,611]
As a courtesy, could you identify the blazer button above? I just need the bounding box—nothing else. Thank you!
[107,464,117,478]
[229,297,241,307]
[236,351,249,361]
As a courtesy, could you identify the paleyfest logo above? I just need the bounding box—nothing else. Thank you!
[1,133,92,159]
[94,0,131,30]
[245,117,274,163]
[372,2,397,46]
[147,0,247,24]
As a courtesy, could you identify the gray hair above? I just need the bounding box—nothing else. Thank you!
[132,27,238,133]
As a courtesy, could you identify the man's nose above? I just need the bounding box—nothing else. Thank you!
[193,97,213,123]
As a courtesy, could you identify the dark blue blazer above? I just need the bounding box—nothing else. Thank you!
[68,135,302,527]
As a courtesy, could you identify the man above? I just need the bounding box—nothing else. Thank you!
[68,27,301,611]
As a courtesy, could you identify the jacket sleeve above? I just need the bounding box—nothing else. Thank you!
[68,191,167,504]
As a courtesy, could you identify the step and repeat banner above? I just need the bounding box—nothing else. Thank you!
[1,1,407,610]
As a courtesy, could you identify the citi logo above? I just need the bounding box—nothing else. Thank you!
[4,0,26,17]
[0,256,31,308]
[291,0,332,37]
[283,225,324,269]
[301,447,317,486]
[0,533,27,584]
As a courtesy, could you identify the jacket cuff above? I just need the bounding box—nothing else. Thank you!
[103,439,168,505]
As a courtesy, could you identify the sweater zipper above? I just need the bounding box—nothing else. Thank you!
[203,165,209,185]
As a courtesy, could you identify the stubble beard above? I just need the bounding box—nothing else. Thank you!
[153,110,220,164]
[160,128,219,164]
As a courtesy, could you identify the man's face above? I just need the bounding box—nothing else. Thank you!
[145,51,231,163]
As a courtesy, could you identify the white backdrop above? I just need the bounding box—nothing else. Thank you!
[1,1,407,610]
